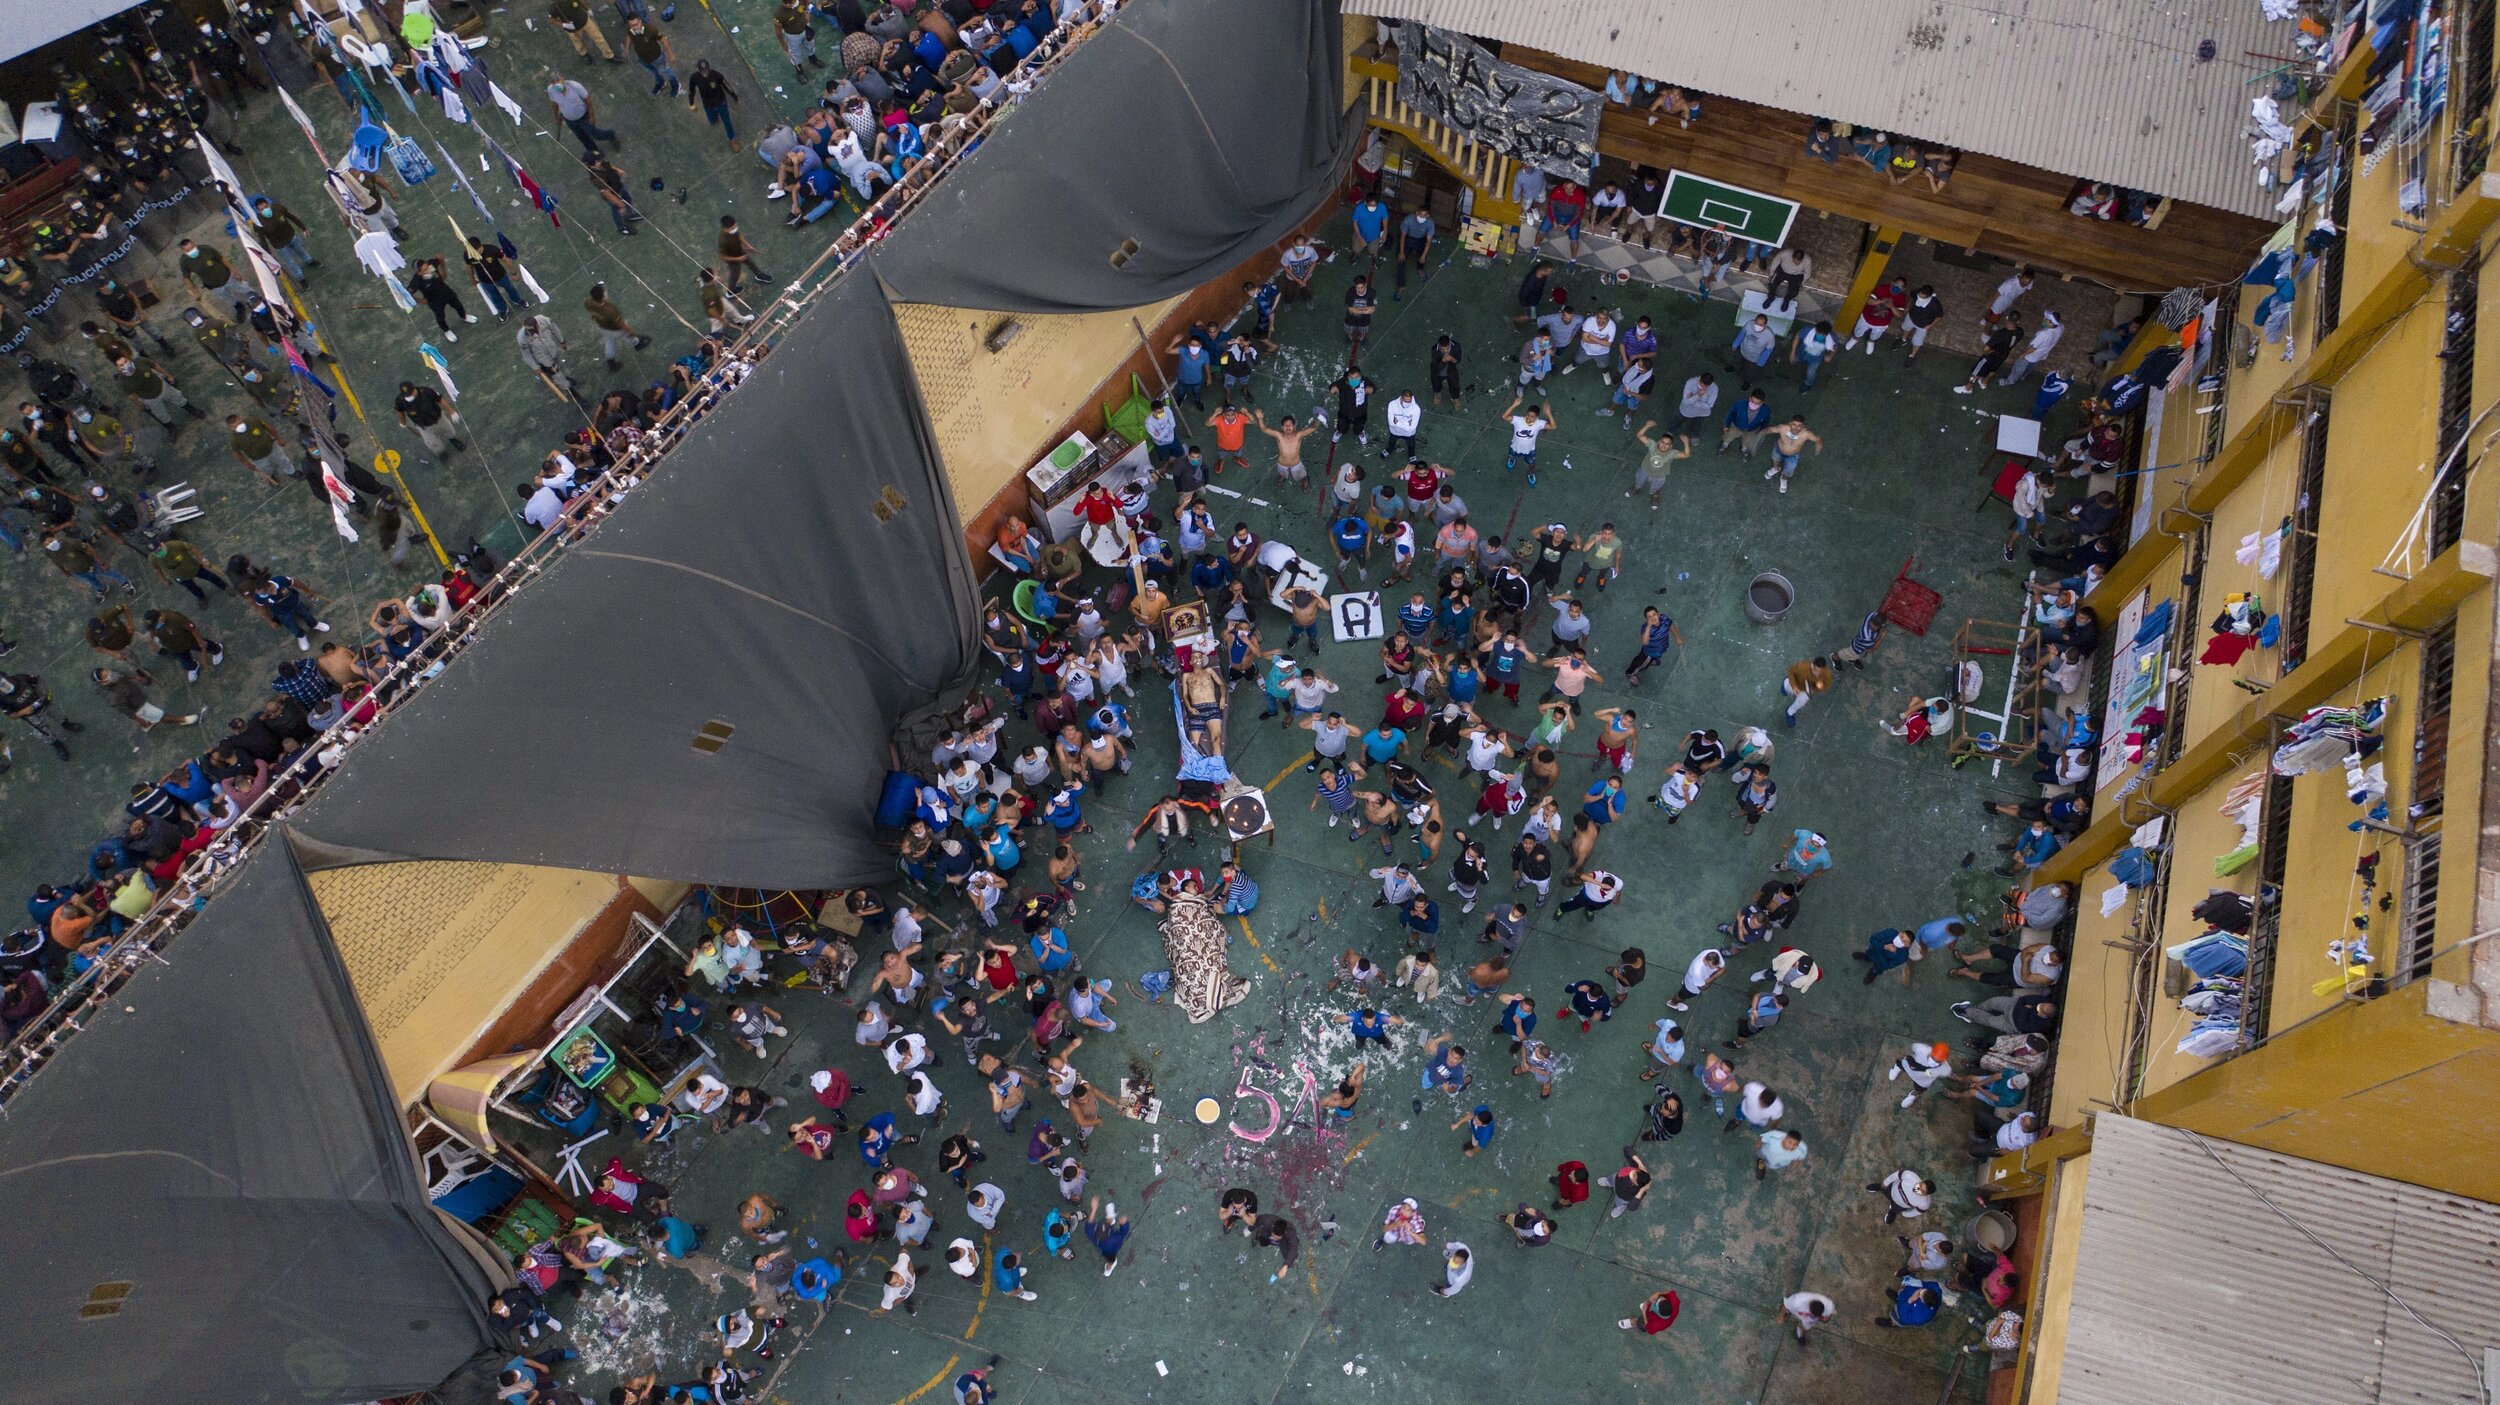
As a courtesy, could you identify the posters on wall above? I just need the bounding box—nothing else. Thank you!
[1383,21,1599,180]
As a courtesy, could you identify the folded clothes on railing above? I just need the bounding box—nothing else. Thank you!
[2166,930,2249,979]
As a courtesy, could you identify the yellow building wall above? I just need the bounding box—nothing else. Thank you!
[2268,645,2420,1029]
[307,861,625,1106]
[2339,144,2424,321]
[2049,856,2138,1126]
[2177,437,2296,747]
[892,297,1185,516]
[2312,302,2444,632]
[2221,271,2304,436]
[2134,980,2500,1198]
[627,876,693,911]
[2020,1151,2093,1405]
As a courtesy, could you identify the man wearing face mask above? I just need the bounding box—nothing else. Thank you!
[1334,365,1372,447]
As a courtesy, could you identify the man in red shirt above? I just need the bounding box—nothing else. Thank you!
[1545,181,1588,257]
[1402,460,1448,514]
[1846,277,1907,353]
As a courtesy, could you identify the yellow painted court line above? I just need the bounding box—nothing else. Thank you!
[1235,915,1281,973]
[896,1356,961,1405]
[1260,751,1315,794]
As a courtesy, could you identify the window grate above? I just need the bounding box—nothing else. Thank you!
[2413,623,2458,818]
[2315,112,2357,339]
[2431,259,2481,555]
[2278,402,2331,670]
[2400,829,2445,981]
[2158,525,2210,767]
[2458,0,2497,190]
[2244,773,2297,1042]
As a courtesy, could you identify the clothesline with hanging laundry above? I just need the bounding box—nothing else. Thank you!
[2271,698,2389,776]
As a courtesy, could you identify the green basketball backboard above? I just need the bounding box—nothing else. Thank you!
[1656,171,1800,247]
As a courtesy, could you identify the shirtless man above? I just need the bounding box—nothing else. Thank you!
[1128,569,1172,648]
[1179,664,1226,755]
[1352,786,1402,852]
[1053,722,1091,784]
[1078,726,1129,791]
[868,944,924,1009]
[1254,411,1316,492]
[314,642,371,692]
[1319,1061,1368,1120]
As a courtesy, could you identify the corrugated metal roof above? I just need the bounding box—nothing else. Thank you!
[2063,1115,2500,1405]
[1347,0,2287,218]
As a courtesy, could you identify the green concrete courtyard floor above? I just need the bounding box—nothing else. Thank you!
[488,209,2078,1404]
[0,2,905,895]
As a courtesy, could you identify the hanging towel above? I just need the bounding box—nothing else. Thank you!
[436,140,494,222]
[2200,632,2259,666]
[353,228,407,278]
[488,80,526,125]
[2257,527,2284,579]
[420,342,460,401]
[388,133,437,185]
[2235,531,2262,567]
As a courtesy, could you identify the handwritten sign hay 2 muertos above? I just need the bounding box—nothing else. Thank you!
[1386,22,1601,181]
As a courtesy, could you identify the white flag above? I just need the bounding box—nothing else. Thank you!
[320,462,361,542]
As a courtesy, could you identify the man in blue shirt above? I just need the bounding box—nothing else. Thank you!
[1394,209,1435,295]
[1720,389,1772,457]
[1349,1005,1402,1047]
[1332,515,1371,582]
[1480,631,1528,701]
[1623,607,1682,683]
[1617,315,1659,377]
[1396,593,1435,640]
[2000,819,2063,876]
[248,572,329,648]
[1350,194,1391,257]
[1242,278,1281,348]
[1882,1277,1942,1329]
[1399,895,1440,944]
[1169,331,1212,409]
[1361,722,1406,765]
[1583,776,1626,825]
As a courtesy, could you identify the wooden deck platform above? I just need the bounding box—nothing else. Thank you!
[1507,46,2276,293]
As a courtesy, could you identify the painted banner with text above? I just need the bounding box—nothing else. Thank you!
[1386,22,1600,181]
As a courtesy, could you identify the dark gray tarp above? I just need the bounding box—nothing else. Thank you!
[875,0,1352,311]
[288,273,979,888]
[0,843,502,1403]
[287,0,1350,889]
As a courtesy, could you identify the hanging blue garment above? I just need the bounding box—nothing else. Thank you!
[2133,598,2175,649]
[2110,846,2160,888]
[389,135,437,185]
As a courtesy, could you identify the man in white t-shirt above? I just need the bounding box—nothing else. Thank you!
[1985,269,2033,327]
[2001,311,2062,385]
[1500,394,1552,478]
[1565,309,1618,374]
[1383,391,1423,461]
[1587,180,1629,237]
[1779,1291,1836,1342]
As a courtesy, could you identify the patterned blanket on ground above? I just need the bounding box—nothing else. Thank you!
[1159,892,1250,1024]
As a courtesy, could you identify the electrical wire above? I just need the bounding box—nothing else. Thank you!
[2174,1126,2489,1404]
